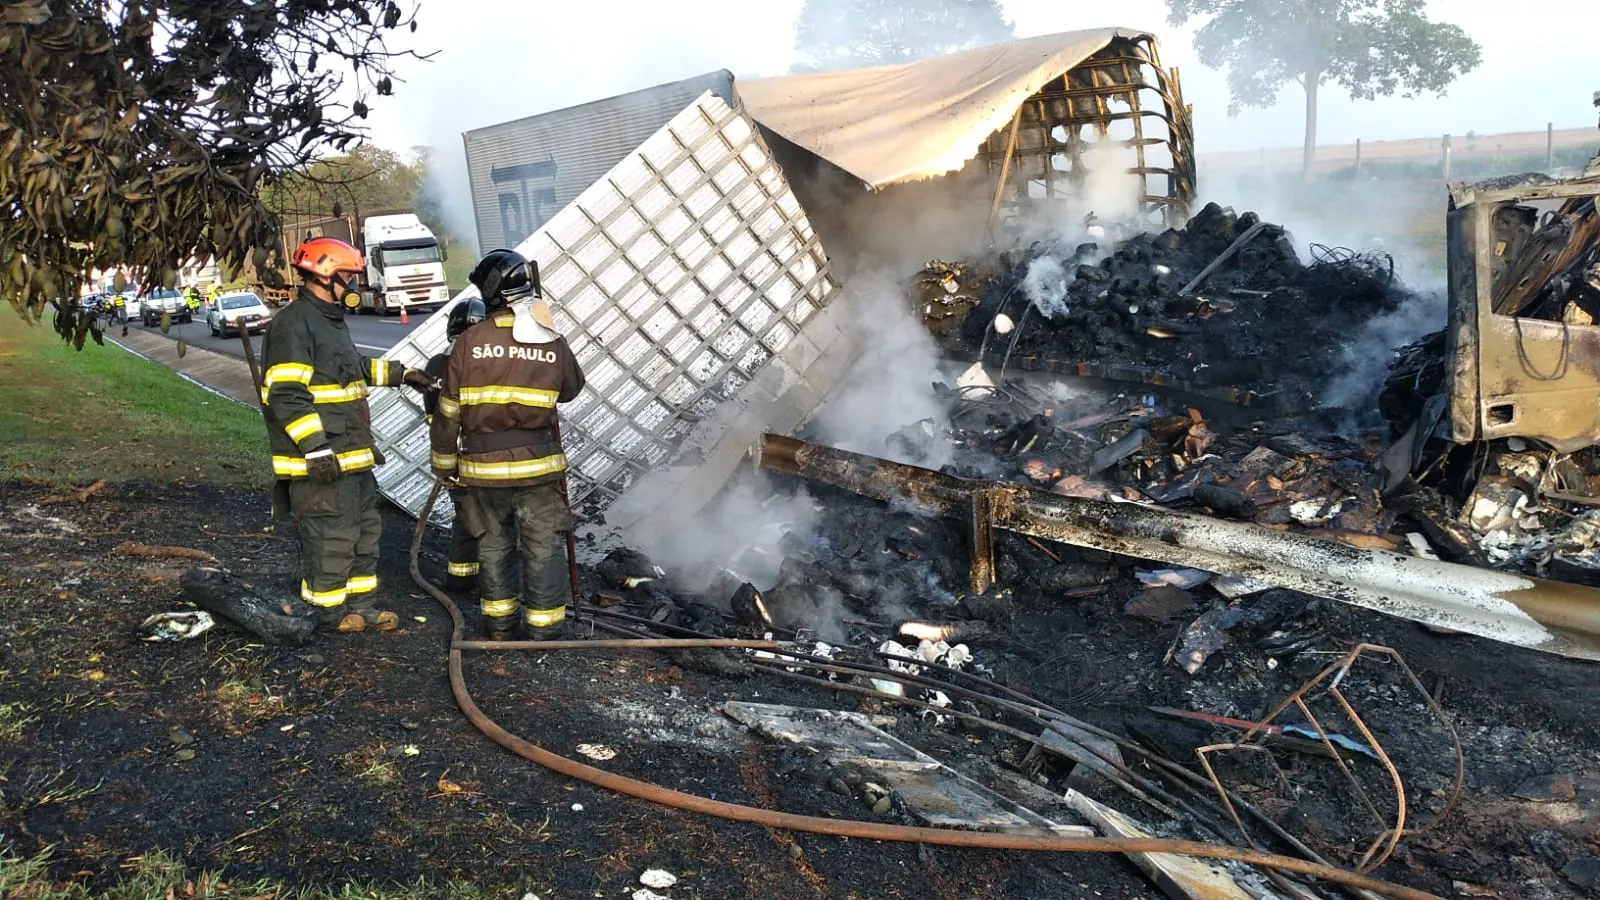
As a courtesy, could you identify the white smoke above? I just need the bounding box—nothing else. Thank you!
[365,1,805,248]
[809,270,955,468]
[1322,287,1448,414]
[1079,138,1145,227]
[638,477,819,597]
[1021,256,1071,319]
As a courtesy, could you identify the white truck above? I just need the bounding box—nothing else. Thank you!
[356,213,451,315]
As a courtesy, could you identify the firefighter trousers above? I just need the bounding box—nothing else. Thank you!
[444,488,480,585]
[287,471,382,623]
[457,481,571,633]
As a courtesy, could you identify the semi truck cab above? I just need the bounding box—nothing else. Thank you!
[361,213,450,314]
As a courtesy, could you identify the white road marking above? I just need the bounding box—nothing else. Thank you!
[356,343,392,354]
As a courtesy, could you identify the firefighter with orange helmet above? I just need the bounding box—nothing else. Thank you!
[260,237,432,633]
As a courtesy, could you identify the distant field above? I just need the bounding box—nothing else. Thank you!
[1203,125,1596,173]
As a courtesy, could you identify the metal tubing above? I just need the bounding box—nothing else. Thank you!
[757,434,1600,661]
[453,637,775,651]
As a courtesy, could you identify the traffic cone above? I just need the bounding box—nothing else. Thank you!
[399,304,409,325]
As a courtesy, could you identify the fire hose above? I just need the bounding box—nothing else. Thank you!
[407,479,1440,900]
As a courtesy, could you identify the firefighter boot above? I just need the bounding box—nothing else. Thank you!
[314,605,350,633]
[483,614,519,642]
[338,607,400,633]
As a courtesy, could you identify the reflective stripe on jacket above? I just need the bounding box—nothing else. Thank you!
[429,310,585,488]
[259,285,405,478]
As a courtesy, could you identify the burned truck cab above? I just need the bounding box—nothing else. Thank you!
[1443,174,1600,453]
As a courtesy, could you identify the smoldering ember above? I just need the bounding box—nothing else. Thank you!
[8,23,1600,900]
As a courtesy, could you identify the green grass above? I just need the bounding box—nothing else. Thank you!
[442,250,475,292]
[0,846,498,899]
[0,701,36,743]
[0,321,269,490]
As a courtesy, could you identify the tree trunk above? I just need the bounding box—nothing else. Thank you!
[1302,70,1320,175]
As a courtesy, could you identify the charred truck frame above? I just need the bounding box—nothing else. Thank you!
[1442,175,1600,453]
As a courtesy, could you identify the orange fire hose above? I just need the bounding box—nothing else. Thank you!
[408,480,1440,900]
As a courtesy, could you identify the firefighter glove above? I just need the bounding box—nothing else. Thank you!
[305,448,340,484]
[372,445,387,467]
[402,368,437,393]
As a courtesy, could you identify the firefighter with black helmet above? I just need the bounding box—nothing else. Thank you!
[261,236,434,633]
[421,297,488,592]
[429,249,585,640]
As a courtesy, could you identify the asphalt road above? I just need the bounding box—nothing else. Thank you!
[130,306,437,360]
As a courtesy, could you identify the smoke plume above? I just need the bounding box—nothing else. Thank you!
[1020,256,1070,319]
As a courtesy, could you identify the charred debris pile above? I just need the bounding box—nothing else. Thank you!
[905,202,1600,581]
[931,202,1414,417]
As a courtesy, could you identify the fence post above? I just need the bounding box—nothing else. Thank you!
[1355,138,1362,176]
[1548,122,1555,170]
[1442,134,1452,180]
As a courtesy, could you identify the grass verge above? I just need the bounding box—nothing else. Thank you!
[442,249,475,292]
[0,846,497,899]
[0,321,268,490]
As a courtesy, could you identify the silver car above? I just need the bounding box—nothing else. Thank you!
[207,291,273,337]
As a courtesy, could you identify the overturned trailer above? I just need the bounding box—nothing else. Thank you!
[371,85,850,539]
[368,29,1195,542]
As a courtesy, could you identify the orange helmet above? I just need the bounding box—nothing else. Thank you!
[292,237,364,279]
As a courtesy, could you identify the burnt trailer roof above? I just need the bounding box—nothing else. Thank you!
[741,28,1195,223]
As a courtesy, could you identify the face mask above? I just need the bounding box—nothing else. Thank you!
[336,274,361,310]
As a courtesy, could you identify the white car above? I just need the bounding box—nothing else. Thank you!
[207,291,273,337]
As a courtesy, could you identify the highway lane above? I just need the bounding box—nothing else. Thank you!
[131,306,439,360]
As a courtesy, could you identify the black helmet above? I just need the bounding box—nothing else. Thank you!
[468,248,541,310]
[446,297,486,341]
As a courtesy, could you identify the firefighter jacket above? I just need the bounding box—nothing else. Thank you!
[421,351,449,417]
[429,309,585,489]
[260,286,406,479]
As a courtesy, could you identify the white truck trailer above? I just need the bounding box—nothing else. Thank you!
[368,73,858,545]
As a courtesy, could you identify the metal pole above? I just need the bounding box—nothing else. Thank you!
[237,327,264,409]
[756,433,1600,662]
[1442,134,1452,180]
[1547,122,1555,170]
[1354,138,1362,176]
[1177,221,1268,297]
